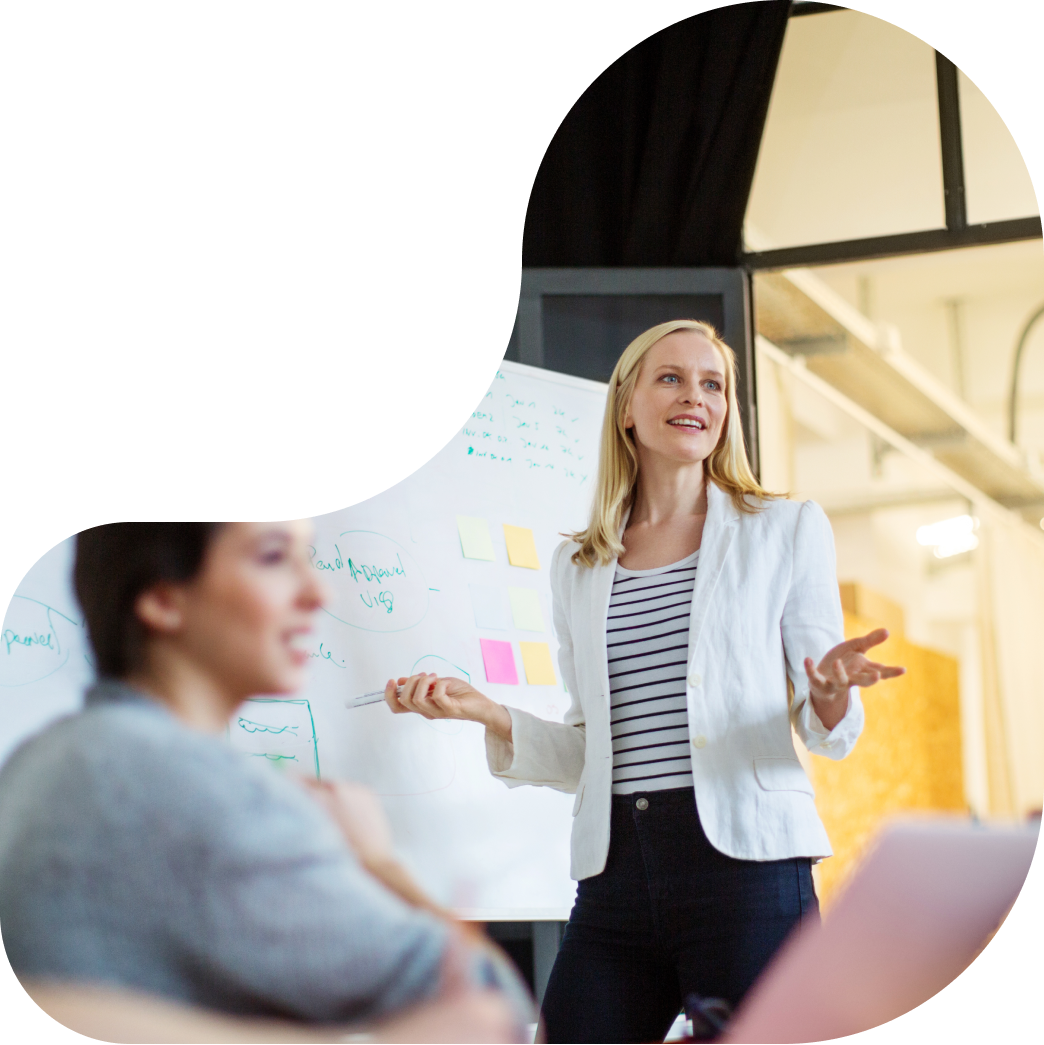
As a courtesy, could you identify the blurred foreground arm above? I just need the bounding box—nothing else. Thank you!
[296,778,443,914]
[297,777,535,1027]
[22,978,521,1044]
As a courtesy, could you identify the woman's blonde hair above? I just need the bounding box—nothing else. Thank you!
[568,319,779,567]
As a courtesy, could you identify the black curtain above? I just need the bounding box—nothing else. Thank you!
[522,2,791,268]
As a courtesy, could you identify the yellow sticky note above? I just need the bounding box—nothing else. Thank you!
[508,587,545,631]
[520,642,557,685]
[457,516,495,561]
[503,524,540,569]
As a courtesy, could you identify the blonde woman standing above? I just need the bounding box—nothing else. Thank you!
[387,320,903,1043]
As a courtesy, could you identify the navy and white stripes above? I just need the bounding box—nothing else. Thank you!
[608,549,698,795]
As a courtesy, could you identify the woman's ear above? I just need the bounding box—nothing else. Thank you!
[621,397,634,432]
[134,583,186,636]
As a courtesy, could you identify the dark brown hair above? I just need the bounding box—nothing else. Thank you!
[74,522,224,678]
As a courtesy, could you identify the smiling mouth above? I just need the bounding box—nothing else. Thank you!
[286,632,313,657]
[668,418,706,430]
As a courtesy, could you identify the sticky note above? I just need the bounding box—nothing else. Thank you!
[457,516,496,561]
[503,524,540,569]
[520,642,557,686]
[508,587,545,632]
[480,639,518,685]
[470,584,511,630]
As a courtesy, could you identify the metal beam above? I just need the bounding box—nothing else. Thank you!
[935,52,967,232]
[742,217,1042,270]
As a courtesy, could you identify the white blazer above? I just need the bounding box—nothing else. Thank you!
[485,481,863,880]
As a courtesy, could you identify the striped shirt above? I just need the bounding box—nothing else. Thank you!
[608,549,698,795]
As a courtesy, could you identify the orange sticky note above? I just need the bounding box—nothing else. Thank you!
[519,642,557,685]
[503,524,540,569]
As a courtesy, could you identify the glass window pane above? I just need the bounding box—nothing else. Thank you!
[959,70,1040,225]
[745,10,945,250]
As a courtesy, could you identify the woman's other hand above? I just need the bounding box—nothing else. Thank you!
[296,778,395,866]
[384,674,513,741]
[296,777,452,914]
[804,627,905,730]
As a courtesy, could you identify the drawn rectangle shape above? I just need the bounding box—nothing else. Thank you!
[480,639,518,685]
[470,584,511,630]
[519,642,557,685]
[503,524,541,569]
[228,698,320,778]
[508,587,545,632]
[456,516,496,561]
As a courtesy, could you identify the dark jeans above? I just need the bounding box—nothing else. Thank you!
[540,788,819,1044]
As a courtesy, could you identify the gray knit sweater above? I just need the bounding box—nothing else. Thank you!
[0,681,452,1021]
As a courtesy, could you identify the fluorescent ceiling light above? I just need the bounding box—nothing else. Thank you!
[916,514,979,559]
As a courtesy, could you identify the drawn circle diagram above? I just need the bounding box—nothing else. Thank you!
[317,531,430,633]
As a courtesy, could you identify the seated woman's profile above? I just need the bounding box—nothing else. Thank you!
[0,521,529,1034]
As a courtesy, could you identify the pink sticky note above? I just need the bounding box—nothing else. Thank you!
[480,639,518,685]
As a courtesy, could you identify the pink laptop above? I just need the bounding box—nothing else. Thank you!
[722,818,1039,1044]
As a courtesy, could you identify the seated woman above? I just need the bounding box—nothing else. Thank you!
[0,521,529,1035]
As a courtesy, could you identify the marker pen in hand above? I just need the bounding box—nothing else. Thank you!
[347,685,403,709]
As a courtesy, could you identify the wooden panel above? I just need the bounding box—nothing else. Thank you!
[838,583,905,637]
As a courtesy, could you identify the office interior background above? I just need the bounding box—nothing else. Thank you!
[747,5,1043,900]
[512,1,1043,932]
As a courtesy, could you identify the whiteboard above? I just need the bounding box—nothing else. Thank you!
[0,361,609,919]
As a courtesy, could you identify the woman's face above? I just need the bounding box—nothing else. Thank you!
[150,521,328,702]
[623,330,728,467]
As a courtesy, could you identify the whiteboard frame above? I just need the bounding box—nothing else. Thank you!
[497,357,609,396]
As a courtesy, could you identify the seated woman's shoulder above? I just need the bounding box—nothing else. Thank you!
[0,698,304,827]
[0,698,341,876]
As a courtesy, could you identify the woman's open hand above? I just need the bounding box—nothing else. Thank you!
[804,627,905,730]
[385,674,513,741]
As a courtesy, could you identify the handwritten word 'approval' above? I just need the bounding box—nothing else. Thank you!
[3,629,56,656]
[348,554,406,586]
